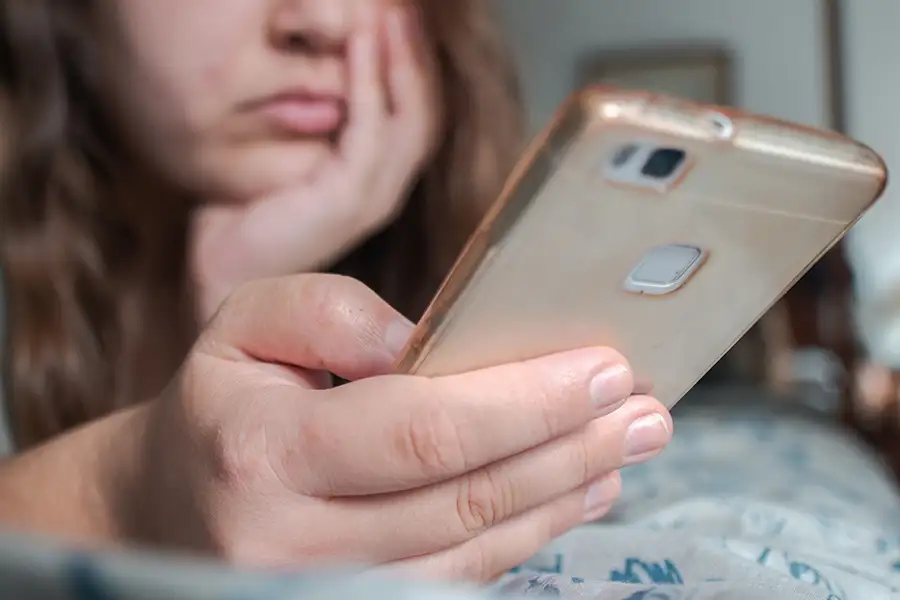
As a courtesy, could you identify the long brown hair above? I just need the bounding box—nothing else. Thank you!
[0,1,523,449]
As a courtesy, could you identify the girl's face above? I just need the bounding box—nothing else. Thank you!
[97,0,415,199]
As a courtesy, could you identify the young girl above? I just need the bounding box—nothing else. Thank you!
[0,0,523,448]
[6,2,898,600]
[0,0,671,586]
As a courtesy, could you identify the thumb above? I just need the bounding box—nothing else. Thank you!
[201,274,414,381]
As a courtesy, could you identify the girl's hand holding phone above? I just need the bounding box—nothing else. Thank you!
[132,274,672,580]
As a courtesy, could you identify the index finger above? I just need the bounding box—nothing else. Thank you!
[272,347,634,497]
[384,4,440,163]
[339,1,387,163]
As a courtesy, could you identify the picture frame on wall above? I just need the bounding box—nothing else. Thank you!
[576,45,733,106]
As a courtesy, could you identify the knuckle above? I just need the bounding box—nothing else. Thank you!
[207,408,272,492]
[533,380,570,439]
[573,427,599,482]
[206,402,333,498]
[515,359,586,439]
[399,402,468,477]
[455,468,510,534]
[277,410,338,497]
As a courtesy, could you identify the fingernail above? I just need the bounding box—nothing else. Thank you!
[624,413,671,463]
[384,317,415,358]
[583,474,619,522]
[589,364,632,415]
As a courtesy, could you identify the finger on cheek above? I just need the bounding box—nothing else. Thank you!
[342,4,387,160]
[384,4,428,88]
[384,5,410,114]
[384,4,438,161]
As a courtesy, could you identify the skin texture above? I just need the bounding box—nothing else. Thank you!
[0,275,672,580]
[98,0,439,318]
[0,0,674,580]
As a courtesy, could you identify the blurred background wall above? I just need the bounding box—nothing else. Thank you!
[494,0,831,130]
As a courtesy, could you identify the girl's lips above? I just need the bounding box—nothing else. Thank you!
[253,95,345,135]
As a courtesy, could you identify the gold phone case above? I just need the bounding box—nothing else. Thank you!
[396,88,887,408]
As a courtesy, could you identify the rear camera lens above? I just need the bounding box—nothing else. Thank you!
[641,148,686,179]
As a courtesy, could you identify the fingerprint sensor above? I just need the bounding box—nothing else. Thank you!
[624,244,705,295]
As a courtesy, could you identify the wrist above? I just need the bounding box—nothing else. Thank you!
[96,405,151,543]
[0,405,149,547]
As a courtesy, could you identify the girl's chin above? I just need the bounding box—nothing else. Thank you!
[201,145,331,201]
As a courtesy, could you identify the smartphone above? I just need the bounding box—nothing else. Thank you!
[395,88,887,409]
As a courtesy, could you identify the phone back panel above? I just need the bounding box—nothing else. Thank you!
[396,89,886,408]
